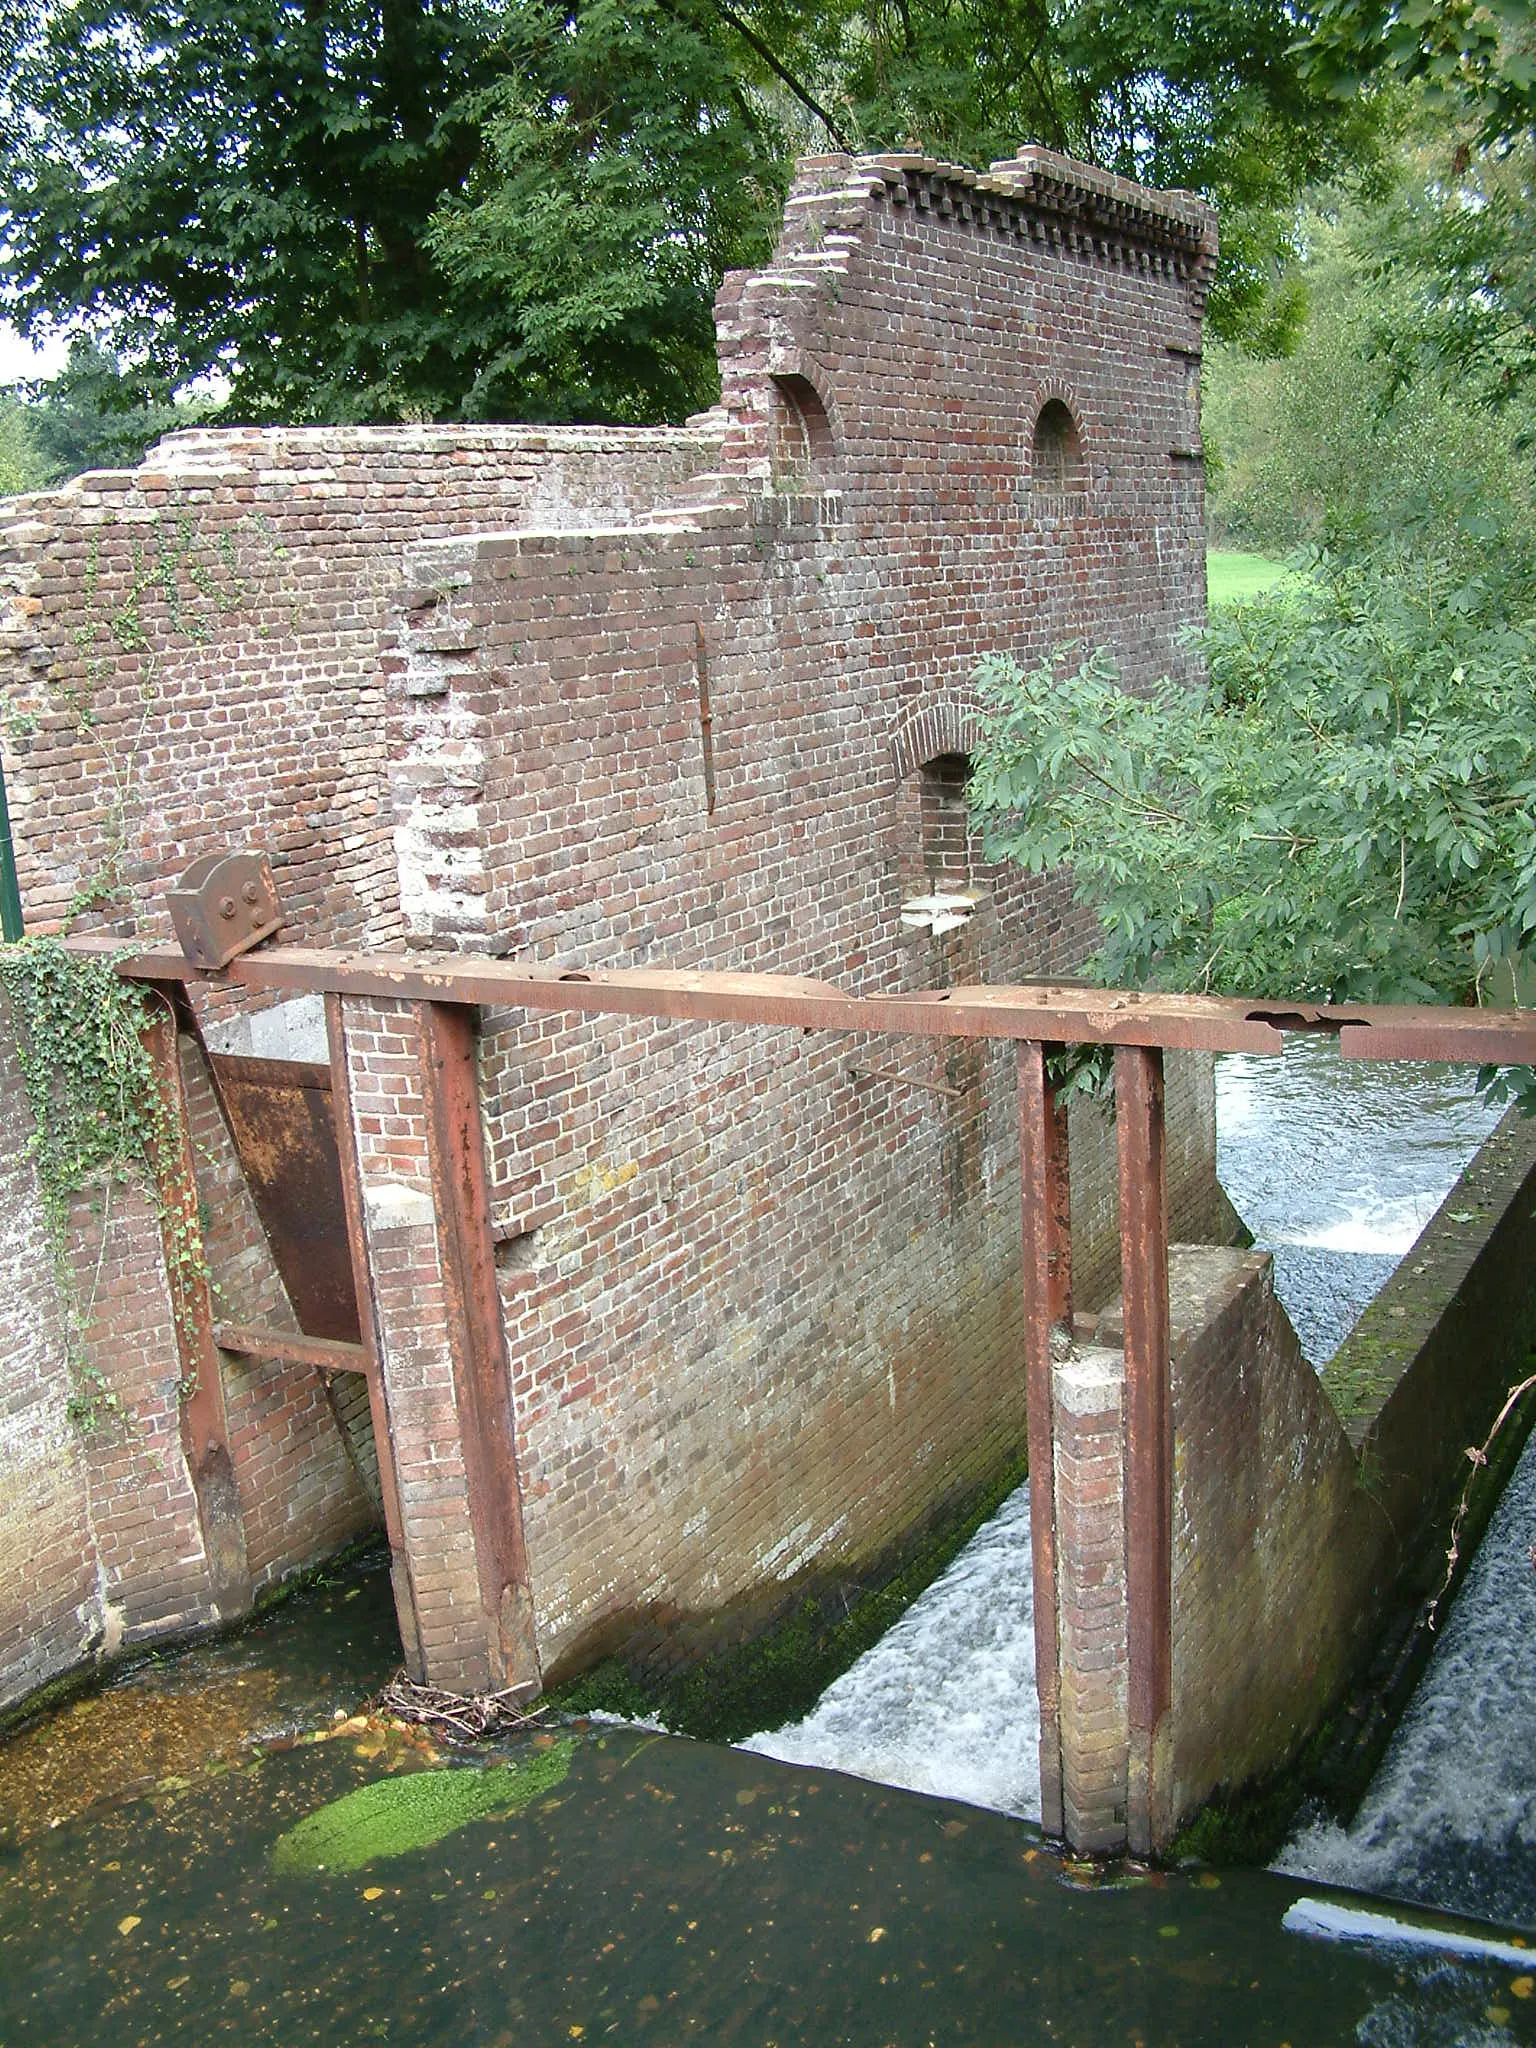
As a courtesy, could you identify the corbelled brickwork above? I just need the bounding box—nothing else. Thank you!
[0,147,1236,1714]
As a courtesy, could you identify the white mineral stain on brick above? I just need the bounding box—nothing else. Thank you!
[362,1182,437,1230]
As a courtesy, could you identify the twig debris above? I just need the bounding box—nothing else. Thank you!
[371,1671,549,1745]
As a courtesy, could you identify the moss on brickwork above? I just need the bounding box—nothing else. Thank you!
[549,1449,1030,1744]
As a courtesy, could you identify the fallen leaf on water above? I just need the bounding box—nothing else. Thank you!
[868,1927,887,1944]
[1512,1977,1534,1999]
[117,1915,141,1935]
[363,1887,384,1901]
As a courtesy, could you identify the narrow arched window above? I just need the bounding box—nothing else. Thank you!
[1031,399,1085,494]
[770,373,834,482]
[919,753,972,888]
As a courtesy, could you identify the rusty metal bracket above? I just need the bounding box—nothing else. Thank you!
[166,851,282,969]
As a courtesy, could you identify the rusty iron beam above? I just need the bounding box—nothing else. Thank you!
[1116,1044,1173,1861]
[1018,1040,1071,1840]
[213,1321,374,1377]
[416,1000,542,1695]
[65,936,1536,1064]
[325,992,422,1677]
[141,1004,252,1614]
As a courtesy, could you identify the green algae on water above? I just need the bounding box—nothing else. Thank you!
[271,1739,574,1874]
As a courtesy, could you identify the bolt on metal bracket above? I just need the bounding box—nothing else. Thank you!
[166,850,283,969]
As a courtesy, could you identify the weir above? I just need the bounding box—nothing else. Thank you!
[57,904,1536,1859]
[4,140,1536,1871]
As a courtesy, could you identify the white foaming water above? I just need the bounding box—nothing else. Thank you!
[736,1042,1507,1842]
[1291,1193,1444,1258]
[1277,1423,1536,1931]
[1217,1036,1502,1359]
[740,1479,1041,1820]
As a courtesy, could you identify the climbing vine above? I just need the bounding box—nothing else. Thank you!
[15,509,259,925]
[0,936,202,1432]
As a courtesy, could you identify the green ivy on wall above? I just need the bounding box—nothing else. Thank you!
[0,935,186,1432]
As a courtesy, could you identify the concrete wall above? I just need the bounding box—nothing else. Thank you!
[1049,1105,1536,1854]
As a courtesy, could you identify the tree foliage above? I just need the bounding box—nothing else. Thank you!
[968,550,1536,1050]
[1203,148,1536,558]
[760,0,1382,345]
[0,0,1388,449]
[424,0,785,424]
[0,0,516,424]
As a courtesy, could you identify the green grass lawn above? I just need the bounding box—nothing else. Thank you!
[1206,549,1292,605]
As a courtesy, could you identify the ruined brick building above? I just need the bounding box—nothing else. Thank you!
[0,147,1230,1717]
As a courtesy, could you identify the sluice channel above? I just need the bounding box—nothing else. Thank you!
[4,1041,1535,2045]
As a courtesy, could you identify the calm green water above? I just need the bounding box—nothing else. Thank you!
[3,1558,1533,2048]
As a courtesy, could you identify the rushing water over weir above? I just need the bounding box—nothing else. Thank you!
[3,1038,1535,2044]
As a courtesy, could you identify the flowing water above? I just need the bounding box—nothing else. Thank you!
[1278,1419,1536,1934]
[743,1037,1506,1826]
[4,1553,1536,2047]
[1214,1035,1505,1366]
[4,1038,1532,2043]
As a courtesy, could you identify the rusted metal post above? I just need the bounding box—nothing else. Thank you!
[142,1002,252,1614]
[1018,1039,1072,1839]
[1115,1043,1173,1858]
[416,1001,541,1694]
[325,992,423,1676]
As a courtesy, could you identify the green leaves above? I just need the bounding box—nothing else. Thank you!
[425,0,784,425]
[0,939,171,1431]
[968,551,1536,1037]
[1,0,1394,435]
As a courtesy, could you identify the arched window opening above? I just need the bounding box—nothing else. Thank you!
[1031,399,1085,494]
[770,373,835,482]
[919,752,972,888]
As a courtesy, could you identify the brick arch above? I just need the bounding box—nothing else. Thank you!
[889,700,985,786]
[1021,380,1095,478]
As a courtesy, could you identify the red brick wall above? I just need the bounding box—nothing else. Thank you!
[1052,1348,1129,1852]
[0,1009,381,1711]
[378,151,1219,1675]
[0,425,722,947]
[0,1023,96,1711]
[0,147,1229,1704]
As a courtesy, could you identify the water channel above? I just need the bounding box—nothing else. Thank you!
[3,1039,1532,2044]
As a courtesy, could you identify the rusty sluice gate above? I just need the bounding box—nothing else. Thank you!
[206,1054,361,1345]
[71,857,1536,1858]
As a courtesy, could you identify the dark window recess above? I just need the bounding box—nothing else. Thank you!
[1031,399,1085,493]
[920,753,972,885]
[494,1228,542,1276]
